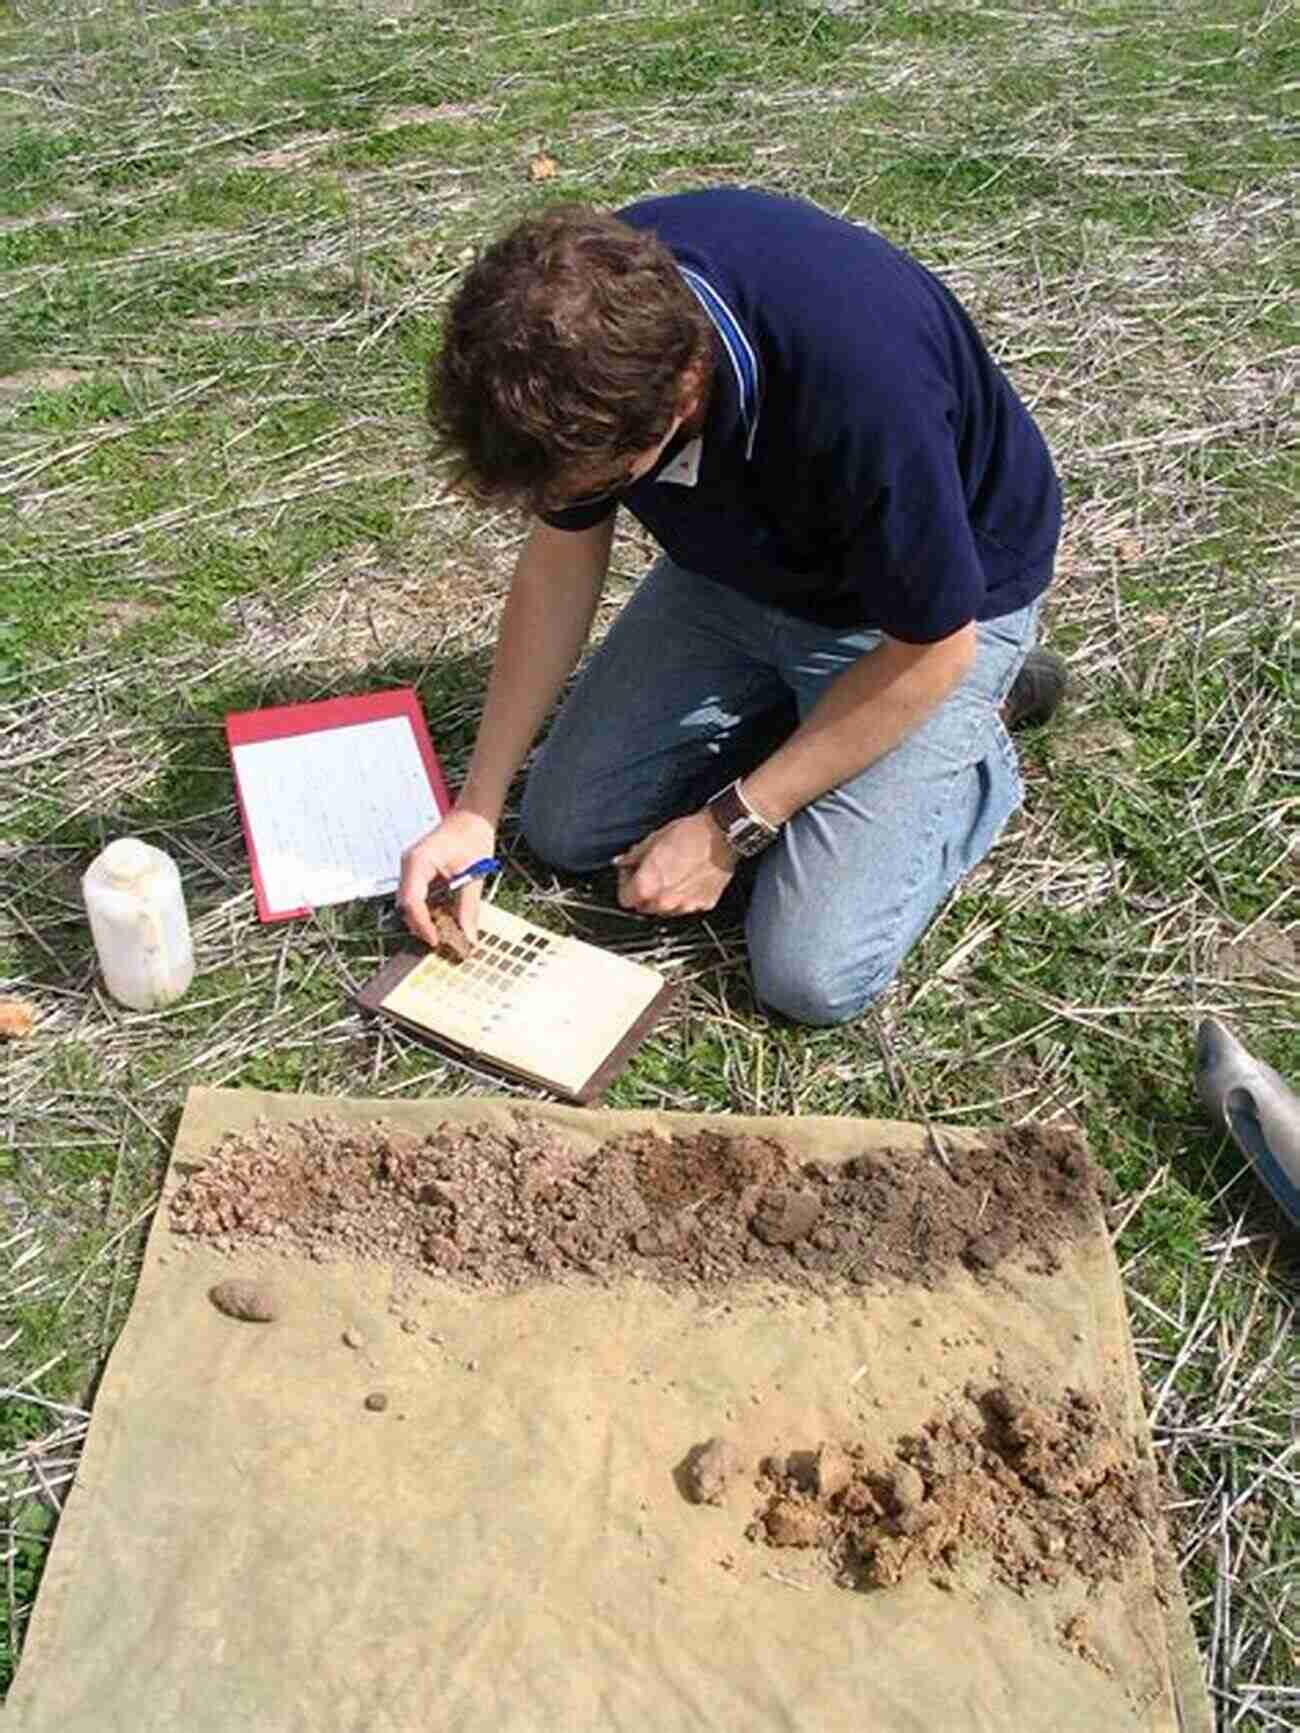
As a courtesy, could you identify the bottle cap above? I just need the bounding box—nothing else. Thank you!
[97,837,158,885]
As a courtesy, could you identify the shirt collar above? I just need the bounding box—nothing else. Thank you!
[677,266,762,459]
[614,270,761,505]
[655,435,702,487]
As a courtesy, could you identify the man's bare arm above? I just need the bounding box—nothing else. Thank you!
[617,623,978,916]
[456,515,616,822]
[741,623,977,824]
[398,514,615,945]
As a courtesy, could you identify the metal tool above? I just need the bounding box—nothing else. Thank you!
[1195,1018,1300,1228]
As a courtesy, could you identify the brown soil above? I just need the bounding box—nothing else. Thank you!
[746,1382,1155,1598]
[169,1115,1104,1295]
[430,904,475,963]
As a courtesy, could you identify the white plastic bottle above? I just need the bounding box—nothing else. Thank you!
[82,838,195,1010]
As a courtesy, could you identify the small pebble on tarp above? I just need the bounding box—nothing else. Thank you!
[683,1436,744,1505]
[209,1279,278,1323]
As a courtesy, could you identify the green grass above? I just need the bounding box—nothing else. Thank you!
[3,0,1297,1721]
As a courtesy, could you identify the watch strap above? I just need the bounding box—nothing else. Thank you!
[706,779,781,857]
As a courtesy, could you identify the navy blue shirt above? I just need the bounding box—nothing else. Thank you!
[542,188,1061,643]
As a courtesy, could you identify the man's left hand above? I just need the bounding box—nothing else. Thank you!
[614,810,736,915]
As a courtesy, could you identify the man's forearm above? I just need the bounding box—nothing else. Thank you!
[741,623,977,825]
[459,516,615,823]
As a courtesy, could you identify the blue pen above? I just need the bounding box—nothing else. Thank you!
[427,857,501,904]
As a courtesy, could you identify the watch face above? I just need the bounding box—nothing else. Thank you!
[709,783,778,856]
[728,817,774,857]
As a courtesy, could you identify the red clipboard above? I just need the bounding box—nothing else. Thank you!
[225,688,451,924]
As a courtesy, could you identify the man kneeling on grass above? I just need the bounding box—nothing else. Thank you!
[398,186,1066,1026]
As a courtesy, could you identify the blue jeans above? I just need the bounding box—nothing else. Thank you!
[521,557,1040,1026]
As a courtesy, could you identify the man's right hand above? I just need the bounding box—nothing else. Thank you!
[397,810,497,950]
[394,518,612,952]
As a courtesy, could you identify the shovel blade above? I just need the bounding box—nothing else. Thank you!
[1196,1018,1300,1229]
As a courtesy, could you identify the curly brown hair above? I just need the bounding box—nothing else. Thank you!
[427,205,714,513]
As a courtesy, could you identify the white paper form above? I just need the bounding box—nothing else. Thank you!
[231,715,445,916]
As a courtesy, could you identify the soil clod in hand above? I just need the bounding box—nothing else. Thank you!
[430,905,474,963]
[682,1436,744,1505]
[364,1391,389,1412]
[209,1278,278,1323]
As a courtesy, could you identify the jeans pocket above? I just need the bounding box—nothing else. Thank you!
[987,705,1025,825]
[976,601,1040,705]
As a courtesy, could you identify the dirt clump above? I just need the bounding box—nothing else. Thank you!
[430,905,474,963]
[364,1391,389,1413]
[765,1499,826,1548]
[169,1115,1104,1295]
[209,1278,278,1322]
[682,1437,745,1505]
[813,1443,853,1501]
[745,1383,1153,1598]
[751,1185,822,1245]
[632,1129,782,1214]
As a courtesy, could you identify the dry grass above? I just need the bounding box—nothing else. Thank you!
[2,0,1297,1722]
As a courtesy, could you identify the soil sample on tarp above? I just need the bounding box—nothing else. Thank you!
[168,1115,1104,1296]
[8,1088,1210,1733]
[741,1382,1160,1602]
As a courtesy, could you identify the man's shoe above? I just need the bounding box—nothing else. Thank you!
[1003,647,1068,731]
[1196,1017,1300,1228]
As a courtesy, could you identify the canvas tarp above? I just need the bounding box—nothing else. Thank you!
[5,1086,1211,1733]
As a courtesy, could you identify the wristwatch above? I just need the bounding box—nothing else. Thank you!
[706,779,782,859]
